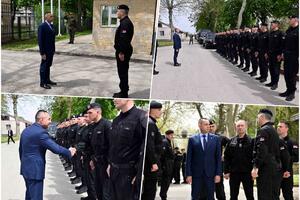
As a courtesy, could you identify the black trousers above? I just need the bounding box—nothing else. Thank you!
[269,53,281,85]
[142,174,158,200]
[109,165,137,200]
[281,173,294,200]
[251,51,259,73]
[259,52,268,78]
[40,52,54,85]
[244,49,251,69]
[8,136,15,144]
[215,175,226,200]
[257,167,279,200]
[239,48,244,65]
[173,49,179,64]
[182,162,186,182]
[69,29,75,43]
[233,47,239,62]
[95,163,110,200]
[84,159,97,200]
[229,172,254,200]
[284,52,299,94]
[173,162,181,183]
[116,50,132,93]
[160,161,174,200]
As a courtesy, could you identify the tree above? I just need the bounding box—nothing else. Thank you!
[237,0,247,28]
[1,94,9,114]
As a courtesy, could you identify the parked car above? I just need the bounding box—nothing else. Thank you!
[197,29,211,44]
[203,32,216,49]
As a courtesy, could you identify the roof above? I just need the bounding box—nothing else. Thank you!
[1,113,33,124]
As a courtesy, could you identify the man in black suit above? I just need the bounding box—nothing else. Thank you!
[38,12,57,89]
[7,127,15,144]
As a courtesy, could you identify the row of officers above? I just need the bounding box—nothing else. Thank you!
[55,100,147,200]
[143,101,299,200]
[215,15,299,102]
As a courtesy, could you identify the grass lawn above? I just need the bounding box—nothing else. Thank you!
[2,30,92,51]
[1,135,20,143]
[158,40,173,47]
[293,174,299,186]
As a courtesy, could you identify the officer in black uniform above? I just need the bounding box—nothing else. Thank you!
[277,121,299,200]
[172,147,183,184]
[210,119,229,200]
[224,120,254,200]
[280,15,299,101]
[256,24,269,83]
[86,103,112,200]
[241,27,251,72]
[108,99,147,200]
[113,5,134,98]
[160,130,175,200]
[142,101,163,200]
[265,20,284,90]
[249,26,259,77]
[181,148,187,184]
[237,28,245,68]
[252,109,281,200]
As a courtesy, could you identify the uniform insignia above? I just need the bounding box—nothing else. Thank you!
[280,147,285,150]
[293,145,298,148]
[239,143,242,147]
[124,127,130,130]
[122,30,127,33]
[163,147,166,150]
[151,132,155,136]
[97,131,101,134]
[259,137,265,142]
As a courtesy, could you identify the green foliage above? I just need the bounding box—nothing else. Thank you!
[1,94,9,114]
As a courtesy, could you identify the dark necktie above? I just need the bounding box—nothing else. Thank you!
[202,135,207,150]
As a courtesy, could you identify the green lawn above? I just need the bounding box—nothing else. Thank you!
[158,40,173,47]
[1,135,20,143]
[294,174,299,186]
[2,30,92,51]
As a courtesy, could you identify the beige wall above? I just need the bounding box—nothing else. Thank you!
[93,0,156,55]
[1,120,27,135]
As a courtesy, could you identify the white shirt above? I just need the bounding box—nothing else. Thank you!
[199,132,209,150]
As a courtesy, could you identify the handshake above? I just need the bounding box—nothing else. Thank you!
[69,147,77,157]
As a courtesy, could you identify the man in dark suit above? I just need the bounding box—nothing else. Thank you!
[19,110,76,200]
[38,12,57,89]
[7,127,15,144]
[173,28,182,66]
[186,118,222,200]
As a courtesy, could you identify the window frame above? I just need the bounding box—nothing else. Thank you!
[100,5,119,28]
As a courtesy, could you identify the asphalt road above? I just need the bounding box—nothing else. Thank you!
[151,42,299,106]
[2,50,152,99]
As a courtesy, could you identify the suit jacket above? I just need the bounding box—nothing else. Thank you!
[173,33,182,49]
[8,130,13,137]
[186,133,222,178]
[38,22,56,55]
[19,123,71,180]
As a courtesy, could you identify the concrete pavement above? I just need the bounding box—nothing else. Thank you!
[151,42,299,106]
[1,141,85,200]
[2,50,152,99]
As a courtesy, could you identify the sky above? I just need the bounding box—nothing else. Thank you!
[160,7,196,33]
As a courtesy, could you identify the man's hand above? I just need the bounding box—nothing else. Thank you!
[214,175,221,183]
[277,54,282,62]
[251,168,259,179]
[89,160,95,170]
[186,176,192,184]
[224,173,230,180]
[283,171,291,178]
[119,52,125,61]
[151,164,159,172]
[69,147,76,157]
[41,54,46,60]
[106,164,111,177]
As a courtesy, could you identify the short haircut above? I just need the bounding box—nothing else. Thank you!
[35,110,48,122]
[235,119,248,126]
[165,129,174,135]
[279,120,290,128]
[262,113,272,120]
[198,118,209,124]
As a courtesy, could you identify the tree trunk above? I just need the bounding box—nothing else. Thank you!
[77,0,82,31]
[11,95,20,135]
[236,0,247,29]
[226,105,235,137]
[67,97,73,118]
[168,5,174,40]
[194,103,203,118]
[218,104,225,133]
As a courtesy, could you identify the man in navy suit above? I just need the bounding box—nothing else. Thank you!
[19,110,76,200]
[38,12,57,89]
[173,28,182,66]
[186,118,222,200]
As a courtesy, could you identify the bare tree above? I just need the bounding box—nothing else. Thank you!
[193,102,203,118]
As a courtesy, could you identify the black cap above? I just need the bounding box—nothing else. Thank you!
[86,103,101,111]
[261,23,268,26]
[252,25,259,28]
[150,101,162,109]
[117,4,129,11]
[289,15,298,19]
[258,109,273,117]
[165,130,174,135]
[271,20,280,24]
[209,119,216,125]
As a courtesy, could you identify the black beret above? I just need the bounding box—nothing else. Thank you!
[150,101,162,109]
[209,119,216,125]
[271,20,280,24]
[258,109,273,117]
[165,130,174,135]
[86,103,101,111]
[289,15,298,19]
[260,23,268,27]
[252,25,259,28]
[117,4,129,11]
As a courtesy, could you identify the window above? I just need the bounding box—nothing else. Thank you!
[160,31,165,36]
[101,5,118,27]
